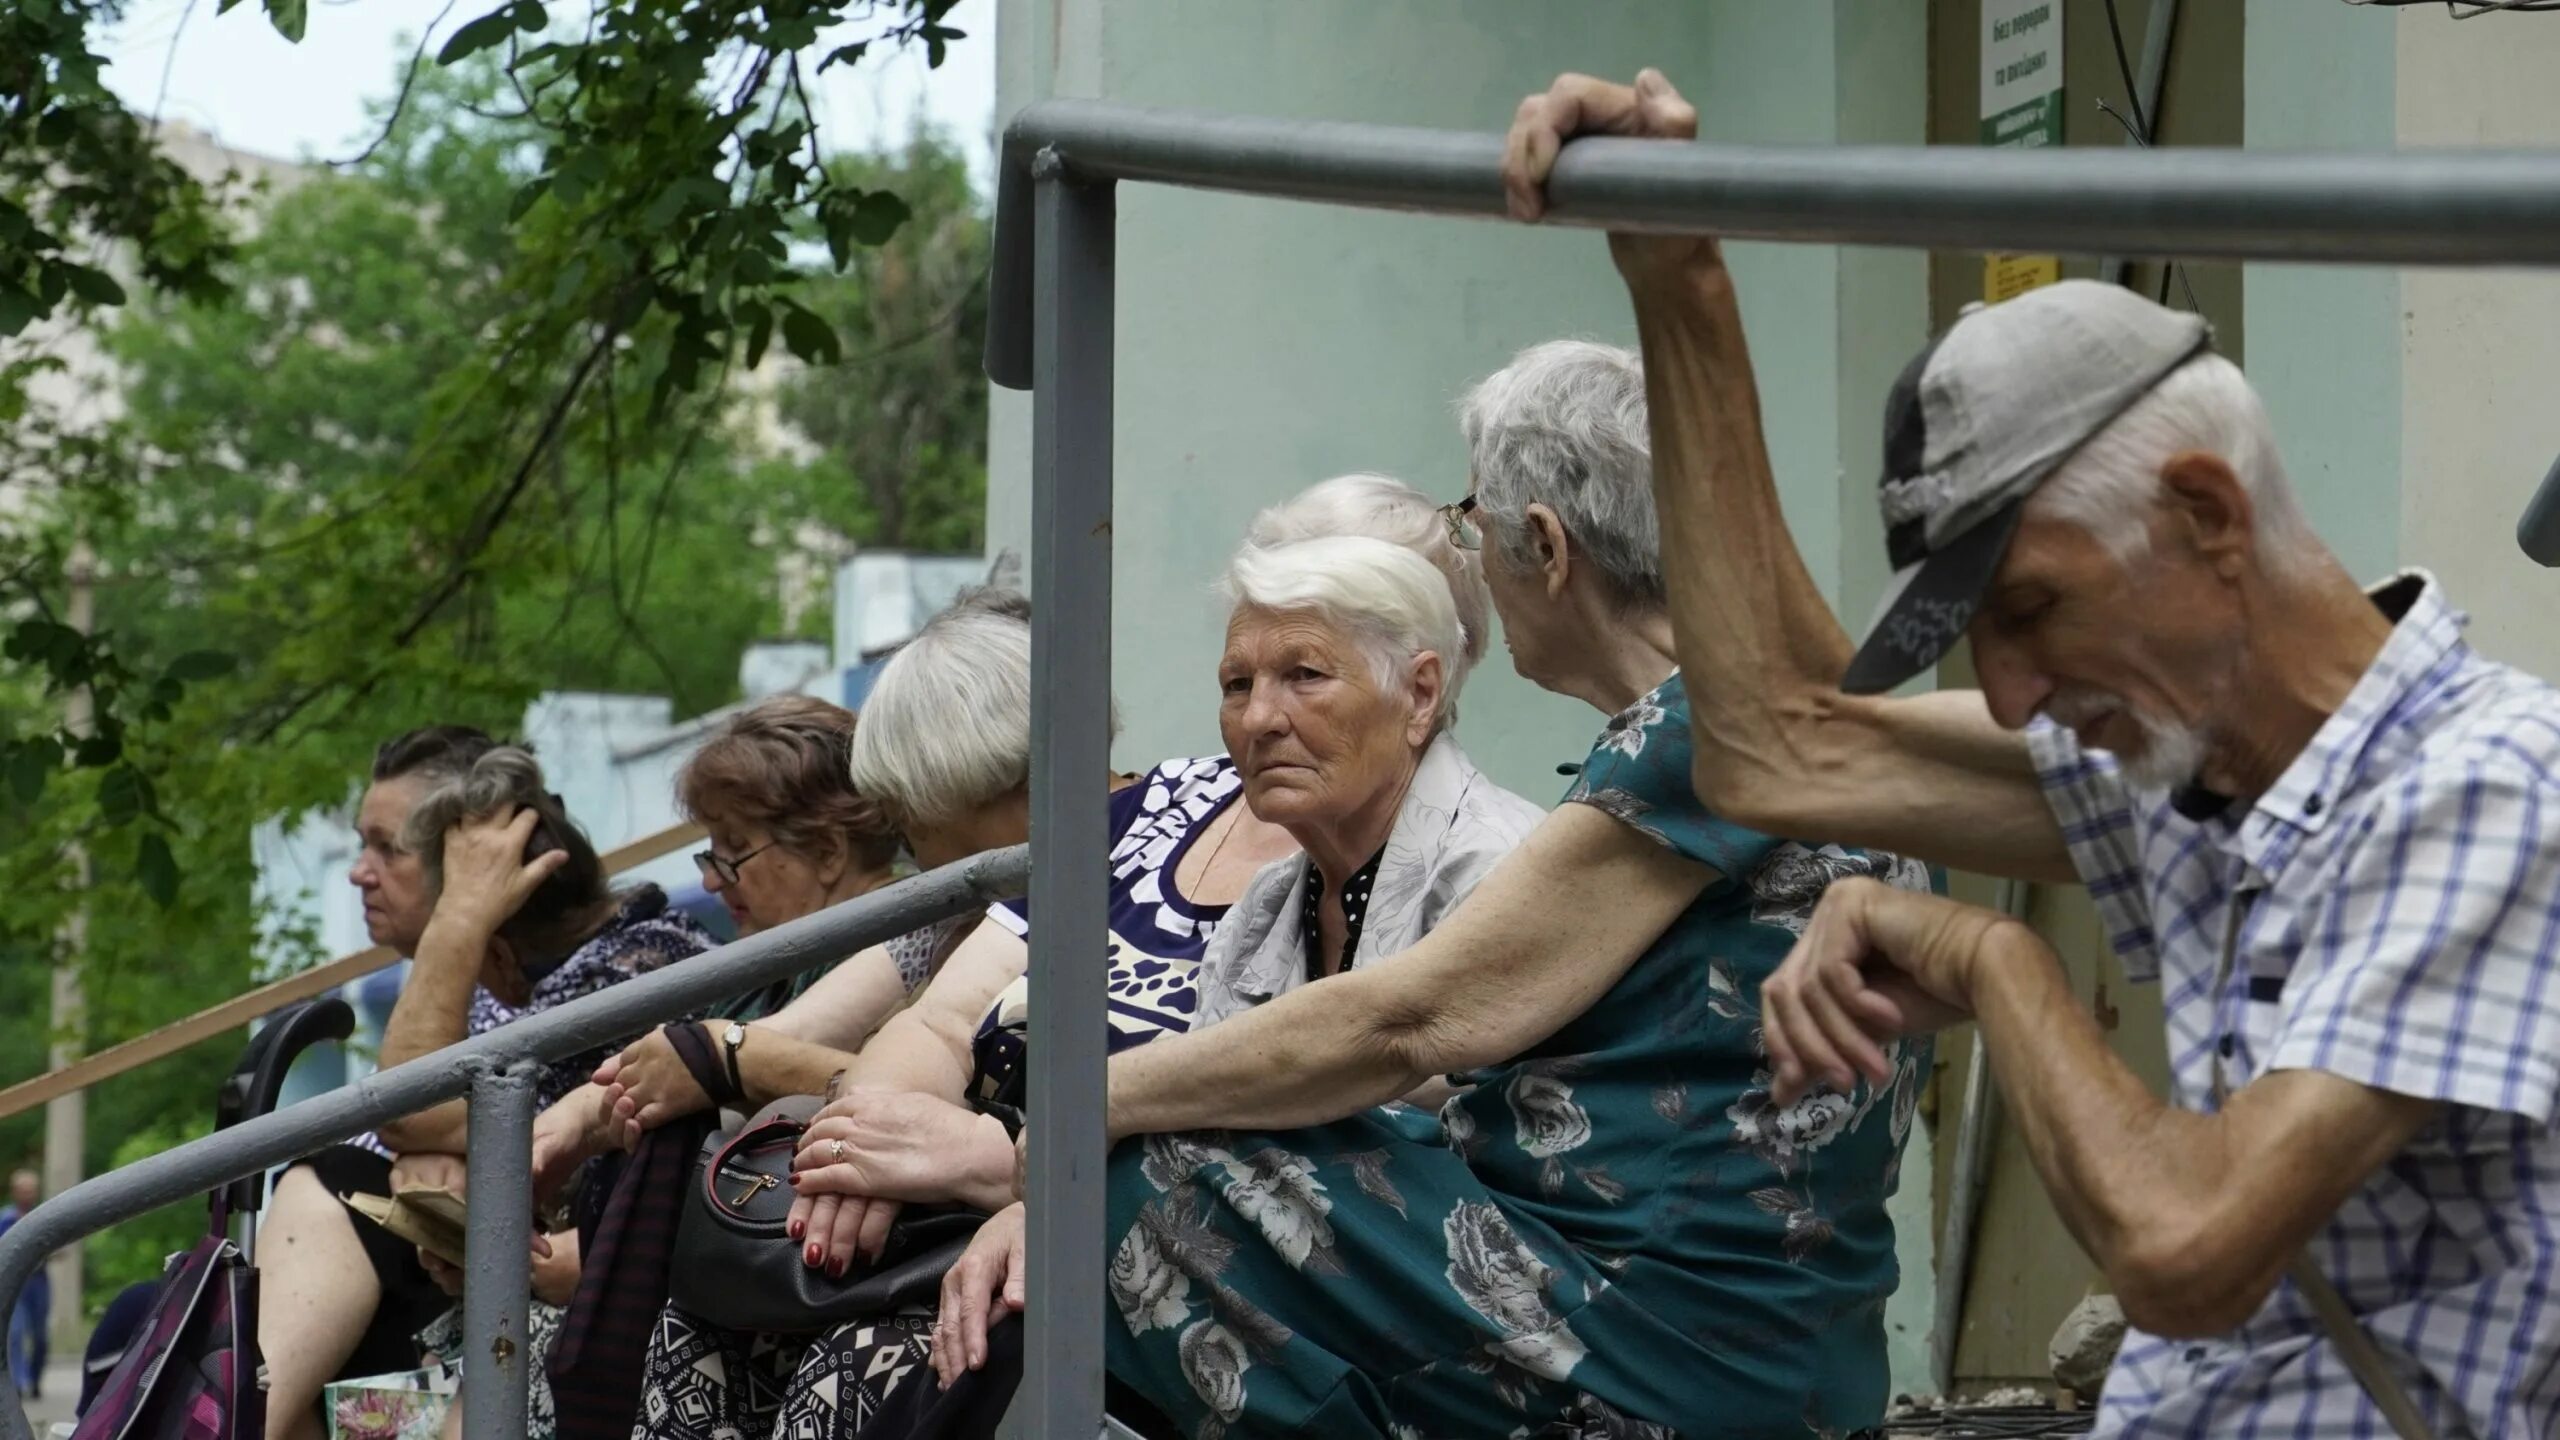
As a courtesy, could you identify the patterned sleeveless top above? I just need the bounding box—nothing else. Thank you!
[969,755,1244,1106]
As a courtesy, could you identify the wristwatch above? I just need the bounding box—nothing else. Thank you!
[718,1022,748,1101]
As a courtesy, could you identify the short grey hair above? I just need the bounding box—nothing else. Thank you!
[2029,353,2322,578]
[1222,536,1468,735]
[1241,472,1491,671]
[399,745,613,963]
[848,589,1122,831]
[1458,339,1664,606]
[851,589,1031,831]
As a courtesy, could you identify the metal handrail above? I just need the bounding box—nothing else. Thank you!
[0,845,1028,1440]
[986,99,2560,387]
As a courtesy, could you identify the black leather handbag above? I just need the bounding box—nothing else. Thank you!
[666,1094,984,1335]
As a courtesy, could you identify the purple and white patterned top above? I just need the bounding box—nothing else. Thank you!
[354,883,716,1158]
[464,883,716,1112]
[2033,572,2560,1439]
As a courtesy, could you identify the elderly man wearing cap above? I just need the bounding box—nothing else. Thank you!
[1506,70,2560,1440]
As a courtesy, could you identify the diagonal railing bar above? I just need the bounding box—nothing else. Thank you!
[985,98,2560,387]
[0,845,1028,1440]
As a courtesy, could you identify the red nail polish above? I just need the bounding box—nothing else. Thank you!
[788,1220,803,1239]
[806,1243,821,1265]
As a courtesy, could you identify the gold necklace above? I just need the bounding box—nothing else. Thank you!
[1188,802,1242,889]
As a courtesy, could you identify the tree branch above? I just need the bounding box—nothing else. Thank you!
[328,0,461,169]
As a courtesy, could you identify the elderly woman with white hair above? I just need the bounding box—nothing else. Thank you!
[619,588,1296,1440]
[1193,484,1545,1027]
[928,344,1936,1438]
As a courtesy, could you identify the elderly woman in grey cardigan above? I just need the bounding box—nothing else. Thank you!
[1193,500,1544,1028]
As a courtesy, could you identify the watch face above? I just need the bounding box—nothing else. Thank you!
[724,1023,746,1046]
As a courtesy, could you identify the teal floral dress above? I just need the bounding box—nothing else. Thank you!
[1104,675,1936,1439]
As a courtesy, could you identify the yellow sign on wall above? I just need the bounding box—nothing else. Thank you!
[1982,0,2063,304]
[1985,253,2061,305]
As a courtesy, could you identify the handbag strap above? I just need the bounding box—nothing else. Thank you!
[2210,894,2440,1440]
[662,1021,741,1107]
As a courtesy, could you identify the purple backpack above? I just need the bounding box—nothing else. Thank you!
[72,1215,261,1440]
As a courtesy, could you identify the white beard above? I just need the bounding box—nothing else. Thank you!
[2049,688,2212,792]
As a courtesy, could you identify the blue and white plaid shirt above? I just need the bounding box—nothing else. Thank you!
[2030,572,2560,1440]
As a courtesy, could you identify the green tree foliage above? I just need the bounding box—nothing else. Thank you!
[757,130,989,555]
[3,0,972,900]
[0,10,991,1309]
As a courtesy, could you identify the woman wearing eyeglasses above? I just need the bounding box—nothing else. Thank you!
[526,691,968,1193]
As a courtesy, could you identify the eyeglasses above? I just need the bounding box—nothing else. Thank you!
[1437,493,1480,551]
[693,840,777,887]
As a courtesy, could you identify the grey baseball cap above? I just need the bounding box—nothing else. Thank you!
[1840,280,2213,695]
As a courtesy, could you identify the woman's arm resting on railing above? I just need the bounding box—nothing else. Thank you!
[596,1025,865,1142]
[1108,805,1708,1141]
[835,916,1025,1106]
[754,944,911,1046]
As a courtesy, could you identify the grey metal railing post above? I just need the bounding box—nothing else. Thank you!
[460,1058,540,1438]
[1021,148,1115,1440]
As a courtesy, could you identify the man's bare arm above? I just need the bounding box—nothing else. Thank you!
[1629,233,2070,880]
[1764,878,2438,1339]
[1968,924,2437,1336]
[1505,71,2072,882]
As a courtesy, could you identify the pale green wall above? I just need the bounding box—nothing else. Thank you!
[989,0,1942,1400]
[2242,0,2400,581]
[990,0,1924,796]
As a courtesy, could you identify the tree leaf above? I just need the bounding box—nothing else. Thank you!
[738,300,774,370]
[509,0,546,30]
[63,264,126,307]
[848,190,911,247]
[76,728,123,768]
[508,177,551,221]
[437,8,518,66]
[99,764,150,826]
[779,303,841,367]
[136,832,179,908]
[818,40,869,72]
[8,741,55,806]
[264,0,307,43]
[163,649,237,683]
[6,618,83,670]
[0,287,38,339]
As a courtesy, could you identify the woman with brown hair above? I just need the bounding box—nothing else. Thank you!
[530,692,957,1191]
